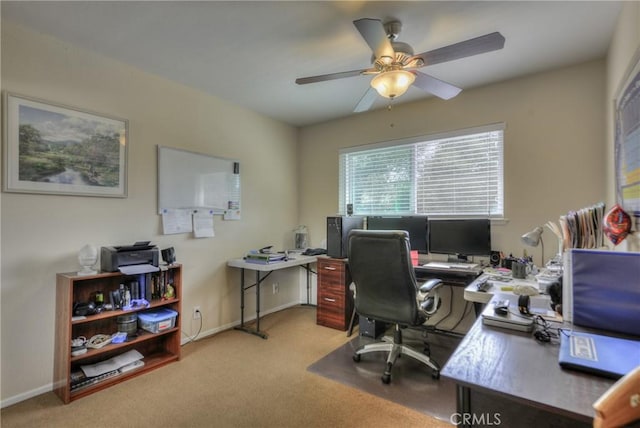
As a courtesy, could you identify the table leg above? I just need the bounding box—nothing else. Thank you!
[347,305,357,337]
[456,384,471,428]
[474,302,483,318]
[240,268,245,326]
[301,263,315,306]
[255,270,261,334]
[234,269,268,339]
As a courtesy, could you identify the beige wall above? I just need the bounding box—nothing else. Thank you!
[0,22,303,405]
[299,60,607,264]
[606,1,640,252]
[2,3,638,409]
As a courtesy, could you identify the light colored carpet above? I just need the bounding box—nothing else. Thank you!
[308,328,460,422]
[1,306,452,428]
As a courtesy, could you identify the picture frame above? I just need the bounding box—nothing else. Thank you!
[614,48,640,217]
[2,92,128,197]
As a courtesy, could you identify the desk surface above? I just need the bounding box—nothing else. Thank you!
[464,273,551,306]
[441,314,614,422]
[227,255,317,271]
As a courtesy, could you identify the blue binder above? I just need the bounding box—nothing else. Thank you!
[559,331,640,379]
[566,249,640,336]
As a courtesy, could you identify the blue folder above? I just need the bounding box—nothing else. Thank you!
[559,331,640,379]
[567,249,640,336]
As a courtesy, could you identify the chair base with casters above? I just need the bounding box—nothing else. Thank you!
[352,278,443,384]
[353,323,441,384]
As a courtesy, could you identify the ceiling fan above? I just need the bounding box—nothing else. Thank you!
[295,18,505,112]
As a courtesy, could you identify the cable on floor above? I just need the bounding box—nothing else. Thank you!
[182,312,203,345]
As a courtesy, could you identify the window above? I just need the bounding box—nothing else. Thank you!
[339,124,504,218]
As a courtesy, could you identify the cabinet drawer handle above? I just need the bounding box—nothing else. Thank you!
[323,297,336,302]
[323,266,337,271]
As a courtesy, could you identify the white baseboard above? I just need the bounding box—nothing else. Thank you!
[180,300,303,344]
[2,300,308,408]
[1,383,53,409]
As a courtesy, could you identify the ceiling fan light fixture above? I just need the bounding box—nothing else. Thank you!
[370,69,415,99]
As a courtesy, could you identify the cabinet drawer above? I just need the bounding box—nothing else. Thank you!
[318,260,345,275]
[317,288,348,330]
[316,257,353,331]
[318,287,346,309]
[317,259,348,289]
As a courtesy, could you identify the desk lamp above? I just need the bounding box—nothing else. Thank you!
[521,226,544,267]
[544,221,565,267]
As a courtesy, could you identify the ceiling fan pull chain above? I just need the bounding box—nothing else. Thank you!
[387,97,395,111]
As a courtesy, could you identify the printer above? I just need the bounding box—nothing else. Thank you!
[101,241,159,272]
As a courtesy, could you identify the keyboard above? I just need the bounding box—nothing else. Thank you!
[424,262,478,270]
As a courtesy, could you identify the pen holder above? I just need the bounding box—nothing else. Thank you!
[512,262,527,279]
[501,257,514,269]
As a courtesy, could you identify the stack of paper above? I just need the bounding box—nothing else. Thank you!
[244,252,286,264]
[80,349,144,377]
[558,202,605,251]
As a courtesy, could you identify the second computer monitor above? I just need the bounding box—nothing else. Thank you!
[428,219,491,261]
[366,216,428,253]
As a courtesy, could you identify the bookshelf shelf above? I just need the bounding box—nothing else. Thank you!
[54,264,182,404]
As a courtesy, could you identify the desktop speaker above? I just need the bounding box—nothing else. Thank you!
[346,204,354,216]
[326,216,364,258]
[161,247,176,264]
[490,250,501,267]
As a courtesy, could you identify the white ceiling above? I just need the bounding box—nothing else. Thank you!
[1,1,623,127]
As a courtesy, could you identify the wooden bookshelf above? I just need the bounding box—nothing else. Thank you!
[54,264,182,404]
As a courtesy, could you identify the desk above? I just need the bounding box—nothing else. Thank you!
[464,273,551,316]
[441,314,614,427]
[227,255,317,339]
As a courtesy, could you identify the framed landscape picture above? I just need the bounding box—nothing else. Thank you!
[2,93,128,197]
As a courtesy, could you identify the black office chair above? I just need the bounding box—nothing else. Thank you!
[348,229,443,384]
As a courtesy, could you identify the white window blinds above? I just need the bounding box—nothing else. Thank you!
[339,124,504,218]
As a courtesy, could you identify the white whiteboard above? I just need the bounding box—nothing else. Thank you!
[157,146,240,215]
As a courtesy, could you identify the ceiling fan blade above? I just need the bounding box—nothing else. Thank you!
[412,71,462,100]
[353,87,378,113]
[412,32,505,67]
[295,68,369,85]
[353,18,395,60]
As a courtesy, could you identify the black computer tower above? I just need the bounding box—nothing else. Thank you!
[359,317,387,339]
[326,216,364,258]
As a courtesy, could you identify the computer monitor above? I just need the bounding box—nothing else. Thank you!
[428,219,491,260]
[366,216,428,253]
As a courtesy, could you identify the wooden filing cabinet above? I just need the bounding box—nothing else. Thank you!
[316,257,353,331]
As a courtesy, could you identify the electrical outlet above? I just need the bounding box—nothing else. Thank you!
[193,306,201,320]
[272,283,279,294]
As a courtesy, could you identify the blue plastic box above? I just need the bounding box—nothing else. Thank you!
[138,308,178,333]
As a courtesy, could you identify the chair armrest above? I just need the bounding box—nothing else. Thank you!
[419,279,443,293]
